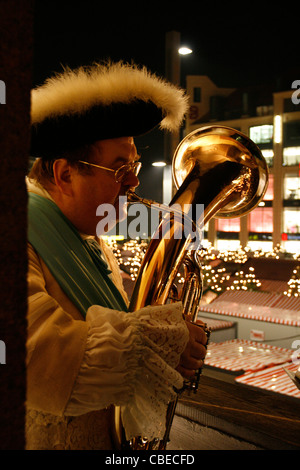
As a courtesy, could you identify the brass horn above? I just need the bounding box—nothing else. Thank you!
[113,125,269,450]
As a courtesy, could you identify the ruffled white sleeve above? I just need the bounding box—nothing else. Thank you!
[64,302,188,441]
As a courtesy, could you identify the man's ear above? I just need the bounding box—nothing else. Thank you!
[52,159,74,196]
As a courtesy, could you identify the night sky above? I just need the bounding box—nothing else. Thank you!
[33,1,299,201]
[33,1,298,88]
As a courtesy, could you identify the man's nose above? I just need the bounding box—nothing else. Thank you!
[122,171,140,188]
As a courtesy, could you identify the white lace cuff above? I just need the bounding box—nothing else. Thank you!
[64,302,188,441]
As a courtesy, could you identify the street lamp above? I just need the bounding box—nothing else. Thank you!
[152,161,167,167]
[178,46,193,56]
[164,32,193,203]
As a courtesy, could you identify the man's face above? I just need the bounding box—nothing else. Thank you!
[69,137,140,236]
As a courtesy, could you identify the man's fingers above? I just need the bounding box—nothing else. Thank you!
[176,360,204,380]
[176,320,210,380]
[186,321,208,347]
[182,337,207,361]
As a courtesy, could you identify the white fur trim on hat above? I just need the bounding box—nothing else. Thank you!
[31,61,189,132]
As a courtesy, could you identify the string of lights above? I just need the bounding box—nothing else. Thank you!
[105,238,300,297]
[284,266,300,297]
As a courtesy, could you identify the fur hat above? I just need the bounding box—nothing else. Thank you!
[30,61,189,159]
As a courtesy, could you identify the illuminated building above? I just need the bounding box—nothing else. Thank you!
[185,76,300,255]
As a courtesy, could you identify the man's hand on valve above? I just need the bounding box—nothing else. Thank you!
[176,320,208,380]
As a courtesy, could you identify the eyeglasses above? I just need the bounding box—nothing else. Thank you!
[78,160,142,184]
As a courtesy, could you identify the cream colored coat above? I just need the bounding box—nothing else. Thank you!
[26,239,128,450]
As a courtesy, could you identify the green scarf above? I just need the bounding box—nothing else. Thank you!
[27,192,128,317]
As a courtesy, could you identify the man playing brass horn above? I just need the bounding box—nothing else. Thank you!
[26,62,208,450]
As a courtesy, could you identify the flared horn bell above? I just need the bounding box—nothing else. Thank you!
[172,125,269,220]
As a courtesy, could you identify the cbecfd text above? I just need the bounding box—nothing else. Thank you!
[0,80,6,104]
[0,340,6,364]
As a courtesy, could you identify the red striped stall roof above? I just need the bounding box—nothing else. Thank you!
[259,279,288,293]
[236,362,300,399]
[206,339,293,373]
[198,316,235,331]
[201,290,300,326]
[205,340,300,399]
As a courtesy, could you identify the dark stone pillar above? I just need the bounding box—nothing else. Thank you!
[0,0,33,449]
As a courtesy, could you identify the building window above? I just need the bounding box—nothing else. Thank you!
[283,147,300,166]
[282,240,300,254]
[261,149,274,167]
[284,175,300,200]
[249,207,273,234]
[263,174,274,201]
[284,120,300,148]
[216,239,241,251]
[193,87,201,103]
[216,218,240,232]
[283,208,300,234]
[249,125,273,147]
[216,218,240,243]
[247,240,273,252]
